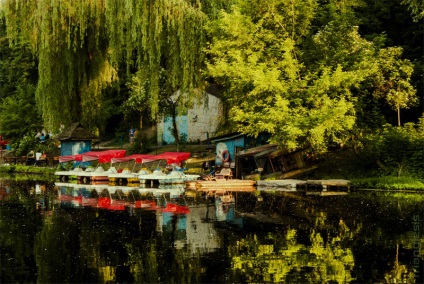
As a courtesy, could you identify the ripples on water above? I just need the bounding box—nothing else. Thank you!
[0,178,423,283]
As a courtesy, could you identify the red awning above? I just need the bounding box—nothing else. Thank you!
[59,150,126,163]
[59,151,99,163]
[111,154,158,164]
[155,152,191,164]
[82,150,127,163]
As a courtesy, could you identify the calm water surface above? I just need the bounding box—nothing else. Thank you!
[0,176,423,283]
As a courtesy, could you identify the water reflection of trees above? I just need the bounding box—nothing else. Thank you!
[1,179,423,283]
[228,229,355,283]
[0,203,40,283]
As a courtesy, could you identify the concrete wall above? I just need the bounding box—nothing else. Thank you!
[158,93,222,144]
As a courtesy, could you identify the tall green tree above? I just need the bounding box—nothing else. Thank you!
[373,47,417,126]
[2,0,211,134]
[0,16,40,140]
[206,0,377,153]
[3,0,115,132]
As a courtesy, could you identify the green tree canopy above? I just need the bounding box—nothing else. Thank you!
[0,17,40,139]
[206,0,375,153]
[2,0,210,133]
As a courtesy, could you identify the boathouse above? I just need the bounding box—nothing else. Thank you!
[236,144,318,180]
[210,132,271,169]
[55,122,98,157]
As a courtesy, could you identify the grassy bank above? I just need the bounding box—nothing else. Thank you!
[0,164,56,175]
[351,176,424,191]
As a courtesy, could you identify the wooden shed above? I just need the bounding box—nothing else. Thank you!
[55,122,98,157]
[211,132,271,168]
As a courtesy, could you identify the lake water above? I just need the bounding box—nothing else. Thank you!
[0,176,423,283]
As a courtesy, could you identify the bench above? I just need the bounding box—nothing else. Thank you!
[4,156,19,164]
[35,157,47,167]
[215,168,233,180]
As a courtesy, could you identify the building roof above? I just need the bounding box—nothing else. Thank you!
[55,122,98,141]
[237,144,278,157]
[211,132,244,143]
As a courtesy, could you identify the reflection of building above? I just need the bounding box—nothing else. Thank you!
[215,199,235,222]
[162,211,188,249]
[185,206,221,253]
[156,205,221,253]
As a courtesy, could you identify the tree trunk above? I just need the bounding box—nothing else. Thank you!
[397,106,401,127]
[170,101,180,151]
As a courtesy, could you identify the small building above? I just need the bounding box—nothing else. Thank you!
[236,144,317,180]
[210,132,271,169]
[207,132,317,179]
[157,92,222,145]
[55,122,98,157]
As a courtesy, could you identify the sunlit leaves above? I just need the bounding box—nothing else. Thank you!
[401,0,424,21]
[229,229,355,283]
[373,47,417,126]
[206,0,366,153]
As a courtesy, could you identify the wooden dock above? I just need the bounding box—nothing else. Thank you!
[186,179,256,194]
[185,178,351,194]
[306,191,349,196]
[304,179,351,191]
[256,179,306,191]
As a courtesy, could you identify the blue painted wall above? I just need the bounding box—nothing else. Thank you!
[215,134,271,166]
[215,137,246,166]
[163,115,188,144]
[60,141,92,156]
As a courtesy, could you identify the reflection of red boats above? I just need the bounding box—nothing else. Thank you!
[161,203,190,214]
[134,200,157,209]
[0,188,10,201]
[97,197,127,211]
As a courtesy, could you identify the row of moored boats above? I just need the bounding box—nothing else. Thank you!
[54,150,200,185]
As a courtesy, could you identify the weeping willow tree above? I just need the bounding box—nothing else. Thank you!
[108,0,207,142]
[2,0,211,133]
[3,0,114,132]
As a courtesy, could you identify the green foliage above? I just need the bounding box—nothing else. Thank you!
[351,176,424,191]
[359,120,424,178]
[0,164,55,174]
[401,0,424,21]
[2,0,209,137]
[205,0,374,153]
[0,18,40,141]
[105,0,207,120]
[372,47,417,126]
[127,132,155,155]
[10,135,57,157]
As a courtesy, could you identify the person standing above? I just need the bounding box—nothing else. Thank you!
[129,127,135,144]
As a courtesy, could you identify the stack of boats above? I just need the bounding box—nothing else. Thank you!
[54,150,200,185]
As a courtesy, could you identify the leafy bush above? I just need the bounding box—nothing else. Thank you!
[128,132,155,154]
[358,119,424,178]
[11,135,58,157]
[352,176,424,191]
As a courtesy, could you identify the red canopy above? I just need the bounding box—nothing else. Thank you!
[82,150,127,163]
[59,150,126,163]
[111,154,158,164]
[155,152,191,164]
[59,151,99,163]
